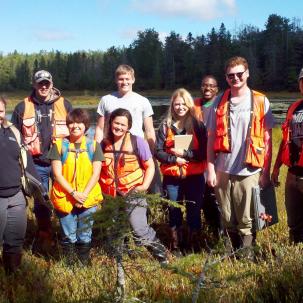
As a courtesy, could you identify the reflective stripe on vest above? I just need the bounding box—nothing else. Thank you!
[50,137,103,214]
[160,126,206,177]
[100,133,144,197]
[281,99,303,167]
[214,89,266,168]
[22,97,69,155]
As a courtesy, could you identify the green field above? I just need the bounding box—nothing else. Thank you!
[1,127,303,303]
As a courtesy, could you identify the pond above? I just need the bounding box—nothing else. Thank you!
[6,96,296,139]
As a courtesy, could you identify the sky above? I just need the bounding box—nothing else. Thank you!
[0,0,302,54]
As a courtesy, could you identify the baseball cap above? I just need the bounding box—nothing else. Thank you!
[298,67,303,82]
[33,70,53,84]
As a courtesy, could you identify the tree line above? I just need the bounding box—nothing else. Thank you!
[0,14,303,92]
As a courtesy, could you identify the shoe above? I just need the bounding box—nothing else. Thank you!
[146,240,169,265]
[76,243,91,266]
[2,252,22,275]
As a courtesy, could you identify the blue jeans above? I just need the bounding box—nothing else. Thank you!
[56,206,97,244]
[163,174,205,230]
[34,164,52,219]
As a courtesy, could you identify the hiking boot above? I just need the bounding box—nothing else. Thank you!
[146,240,169,266]
[2,252,22,275]
[76,243,91,266]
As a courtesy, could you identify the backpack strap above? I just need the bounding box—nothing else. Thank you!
[85,137,95,162]
[61,138,70,165]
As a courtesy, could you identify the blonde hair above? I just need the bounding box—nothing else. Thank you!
[115,64,135,79]
[165,88,194,133]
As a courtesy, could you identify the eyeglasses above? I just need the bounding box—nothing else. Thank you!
[226,70,247,80]
[201,84,217,89]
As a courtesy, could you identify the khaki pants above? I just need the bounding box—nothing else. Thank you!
[215,171,260,236]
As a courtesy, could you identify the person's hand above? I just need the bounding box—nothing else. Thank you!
[176,157,188,166]
[259,171,271,189]
[74,202,84,208]
[72,191,87,204]
[170,148,185,157]
[134,185,148,193]
[207,169,217,187]
[271,167,280,187]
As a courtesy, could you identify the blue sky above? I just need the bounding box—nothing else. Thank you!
[0,0,301,54]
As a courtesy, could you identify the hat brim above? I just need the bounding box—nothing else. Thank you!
[35,78,52,83]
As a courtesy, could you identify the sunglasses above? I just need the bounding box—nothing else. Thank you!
[201,84,217,89]
[226,70,246,80]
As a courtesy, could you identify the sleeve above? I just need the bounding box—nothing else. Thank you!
[142,97,154,118]
[264,97,275,130]
[154,122,177,164]
[11,101,25,132]
[47,144,61,161]
[92,142,105,162]
[64,99,73,113]
[96,97,106,116]
[25,150,42,182]
[183,119,207,162]
[136,137,152,162]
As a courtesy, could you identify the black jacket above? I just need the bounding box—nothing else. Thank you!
[0,124,40,197]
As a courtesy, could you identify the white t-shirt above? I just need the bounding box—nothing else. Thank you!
[97,91,154,138]
[209,89,275,176]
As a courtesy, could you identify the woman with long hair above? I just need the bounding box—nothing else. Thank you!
[155,88,207,255]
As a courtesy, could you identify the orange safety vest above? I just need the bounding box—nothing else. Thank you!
[51,137,103,214]
[160,125,206,178]
[100,132,145,197]
[22,97,69,155]
[214,89,266,168]
[193,98,204,122]
[281,99,303,167]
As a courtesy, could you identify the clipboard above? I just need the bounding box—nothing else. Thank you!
[174,135,193,150]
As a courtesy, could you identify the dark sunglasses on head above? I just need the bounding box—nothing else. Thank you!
[226,70,246,80]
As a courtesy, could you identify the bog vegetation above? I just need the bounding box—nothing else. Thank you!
[1,128,303,303]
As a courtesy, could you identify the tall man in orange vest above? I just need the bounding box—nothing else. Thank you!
[193,75,222,239]
[207,57,274,253]
[11,70,72,254]
[271,67,303,244]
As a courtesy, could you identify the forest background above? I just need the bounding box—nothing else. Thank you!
[1,14,303,95]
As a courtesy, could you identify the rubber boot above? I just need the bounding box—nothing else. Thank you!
[188,229,202,253]
[61,242,76,267]
[170,227,183,257]
[146,239,169,266]
[2,252,22,275]
[76,243,91,266]
[32,217,54,256]
[240,234,255,260]
[225,230,242,256]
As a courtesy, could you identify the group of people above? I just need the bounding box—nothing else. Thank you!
[1,56,303,274]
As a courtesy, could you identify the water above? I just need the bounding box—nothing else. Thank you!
[5,96,296,138]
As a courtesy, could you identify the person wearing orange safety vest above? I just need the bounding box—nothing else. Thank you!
[155,88,207,256]
[11,70,72,255]
[48,108,103,265]
[100,108,168,265]
[207,57,274,255]
[272,67,303,244]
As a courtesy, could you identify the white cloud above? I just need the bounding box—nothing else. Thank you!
[35,30,74,41]
[131,0,236,20]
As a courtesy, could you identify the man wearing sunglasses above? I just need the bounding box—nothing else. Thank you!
[207,57,274,256]
[11,70,72,255]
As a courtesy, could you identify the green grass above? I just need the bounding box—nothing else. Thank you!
[1,127,303,303]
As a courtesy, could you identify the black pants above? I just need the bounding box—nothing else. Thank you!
[0,190,27,254]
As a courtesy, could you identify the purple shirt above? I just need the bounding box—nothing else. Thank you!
[136,136,152,162]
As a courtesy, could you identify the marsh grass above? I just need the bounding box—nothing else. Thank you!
[1,127,303,303]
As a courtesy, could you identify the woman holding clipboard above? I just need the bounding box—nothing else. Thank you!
[155,88,207,255]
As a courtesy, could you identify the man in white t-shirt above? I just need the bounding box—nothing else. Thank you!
[207,56,274,254]
[95,64,155,150]
[95,64,161,193]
